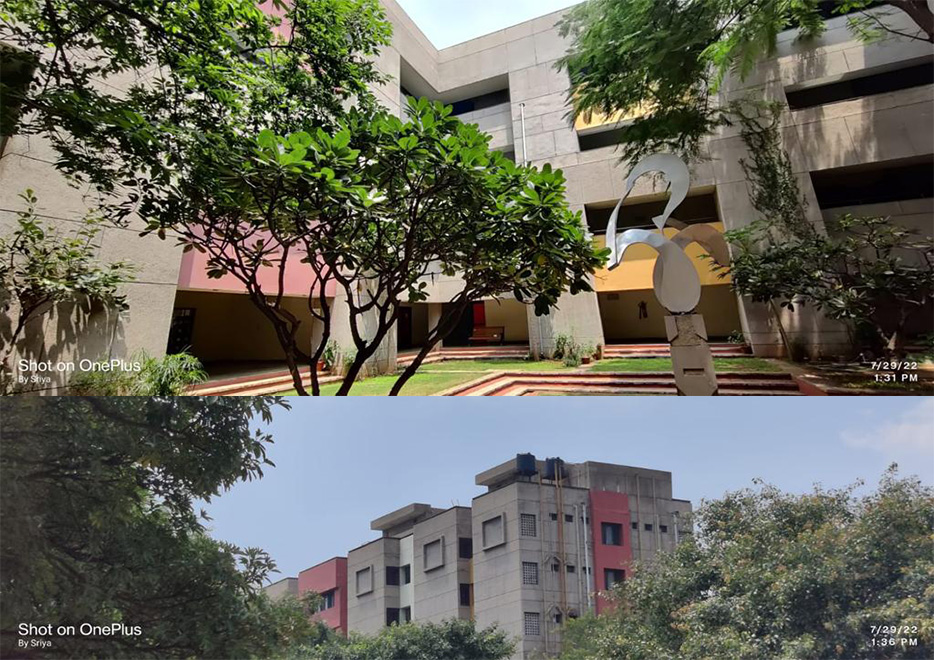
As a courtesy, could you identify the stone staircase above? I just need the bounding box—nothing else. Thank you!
[603,342,752,358]
[442,371,802,396]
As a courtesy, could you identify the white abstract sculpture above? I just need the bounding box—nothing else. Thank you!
[605,154,731,395]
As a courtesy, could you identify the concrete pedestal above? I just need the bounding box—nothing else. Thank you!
[330,283,397,376]
[528,287,605,358]
[665,314,718,396]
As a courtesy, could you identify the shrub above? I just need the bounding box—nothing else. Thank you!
[70,351,207,395]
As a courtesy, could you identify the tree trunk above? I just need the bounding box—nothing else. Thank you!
[768,299,797,361]
[886,0,934,41]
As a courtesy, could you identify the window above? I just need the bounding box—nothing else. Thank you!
[522,561,539,585]
[552,562,561,572]
[578,126,627,152]
[386,566,400,586]
[604,569,625,590]
[566,565,576,574]
[482,514,506,549]
[402,564,411,585]
[553,612,563,624]
[602,522,622,546]
[449,88,510,116]
[459,537,473,559]
[785,61,933,110]
[811,158,934,209]
[520,513,537,537]
[549,512,558,521]
[386,608,400,626]
[424,538,444,571]
[401,606,412,623]
[524,612,541,636]
[644,523,653,532]
[355,567,373,596]
[631,521,638,530]
[459,583,472,607]
[317,589,335,612]
[565,514,574,523]
[660,525,668,533]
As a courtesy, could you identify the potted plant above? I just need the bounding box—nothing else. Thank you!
[321,340,339,373]
[580,343,595,365]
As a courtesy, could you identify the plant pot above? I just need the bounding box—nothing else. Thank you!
[581,356,592,365]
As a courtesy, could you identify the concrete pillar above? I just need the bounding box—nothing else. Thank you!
[329,281,397,376]
[427,303,443,353]
[528,284,605,358]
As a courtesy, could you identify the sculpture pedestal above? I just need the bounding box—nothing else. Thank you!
[665,314,718,396]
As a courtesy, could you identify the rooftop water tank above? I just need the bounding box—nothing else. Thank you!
[516,453,537,477]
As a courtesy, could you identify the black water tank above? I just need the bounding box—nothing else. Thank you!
[516,453,537,477]
[544,457,565,481]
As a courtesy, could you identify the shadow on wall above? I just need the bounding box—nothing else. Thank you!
[0,295,127,394]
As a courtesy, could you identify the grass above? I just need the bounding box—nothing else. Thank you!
[590,357,783,373]
[280,371,480,396]
[419,359,570,372]
[277,356,784,395]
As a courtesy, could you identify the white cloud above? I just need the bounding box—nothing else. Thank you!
[843,399,934,457]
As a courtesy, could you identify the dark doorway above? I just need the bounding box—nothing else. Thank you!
[397,306,413,350]
[442,303,474,346]
[167,308,196,354]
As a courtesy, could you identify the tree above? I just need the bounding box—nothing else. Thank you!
[1,0,391,395]
[302,619,515,660]
[0,190,136,393]
[558,0,934,166]
[714,101,934,359]
[560,468,934,660]
[0,397,318,658]
[157,97,605,395]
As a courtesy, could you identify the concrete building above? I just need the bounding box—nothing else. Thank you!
[2,1,931,387]
[329,454,690,659]
[299,557,349,634]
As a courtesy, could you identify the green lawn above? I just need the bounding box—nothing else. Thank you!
[419,359,570,372]
[590,357,783,373]
[280,371,481,396]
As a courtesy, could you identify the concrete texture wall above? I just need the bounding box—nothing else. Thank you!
[411,507,473,624]
[347,537,400,635]
[264,577,299,601]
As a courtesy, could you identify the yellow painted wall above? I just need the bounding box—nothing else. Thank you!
[483,299,529,342]
[594,222,731,293]
[174,291,321,363]
[574,104,653,132]
[599,285,742,341]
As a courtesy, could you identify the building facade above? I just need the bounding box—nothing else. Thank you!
[271,454,692,660]
[2,1,931,387]
[299,557,349,634]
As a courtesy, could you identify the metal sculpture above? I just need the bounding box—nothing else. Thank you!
[605,154,731,395]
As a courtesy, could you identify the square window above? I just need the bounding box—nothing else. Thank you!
[402,564,411,584]
[660,525,668,533]
[554,612,563,624]
[604,568,625,590]
[522,561,539,585]
[459,583,472,607]
[317,589,335,612]
[386,566,400,586]
[520,513,537,537]
[631,521,638,530]
[644,523,653,532]
[459,537,473,559]
[602,522,622,546]
[565,514,574,523]
[482,515,505,549]
[424,538,444,571]
[566,564,576,574]
[524,612,541,636]
[386,607,400,626]
[401,606,412,623]
[355,567,373,595]
[549,512,558,521]
[552,562,561,572]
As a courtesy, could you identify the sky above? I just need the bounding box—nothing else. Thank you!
[203,398,934,580]
[395,0,583,49]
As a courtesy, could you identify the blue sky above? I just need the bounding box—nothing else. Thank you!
[395,0,582,49]
[203,398,934,580]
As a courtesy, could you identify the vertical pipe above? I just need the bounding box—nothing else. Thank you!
[581,501,594,612]
[519,102,528,166]
[635,474,643,561]
[575,503,584,611]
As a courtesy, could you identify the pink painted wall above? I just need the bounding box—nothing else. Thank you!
[298,557,348,634]
[176,247,334,297]
[589,490,633,614]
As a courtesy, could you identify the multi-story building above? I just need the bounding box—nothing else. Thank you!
[2,1,931,387]
[271,454,692,659]
[299,557,349,634]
